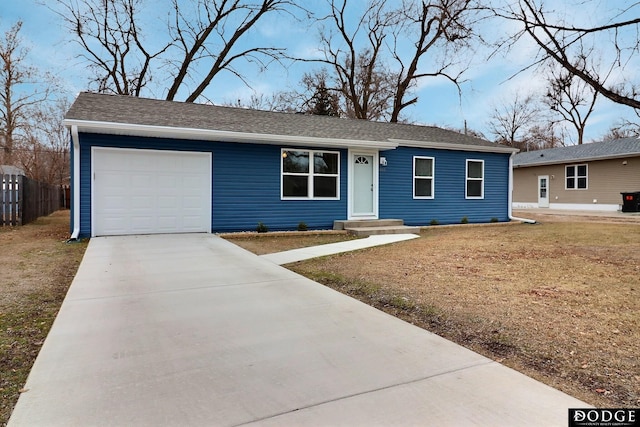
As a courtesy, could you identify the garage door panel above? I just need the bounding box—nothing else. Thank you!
[183,196,204,209]
[93,148,211,236]
[158,196,179,209]
[101,173,128,189]
[132,196,154,209]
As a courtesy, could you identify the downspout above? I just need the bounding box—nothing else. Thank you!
[69,125,81,240]
[508,152,536,224]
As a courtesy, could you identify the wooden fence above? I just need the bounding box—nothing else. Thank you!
[1,174,63,226]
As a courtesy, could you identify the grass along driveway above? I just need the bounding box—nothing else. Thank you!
[0,211,87,425]
[229,221,640,407]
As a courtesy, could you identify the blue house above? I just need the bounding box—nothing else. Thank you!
[64,92,519,238]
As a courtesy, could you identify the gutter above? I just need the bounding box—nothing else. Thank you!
[69,125,81,240]
[514,151,640,168]
[389,138,519,154]
[62,119,400,151]
[508,152,536,224]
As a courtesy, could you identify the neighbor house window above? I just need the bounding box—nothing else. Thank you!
[466,159,484,199]
[281,149,339,199]
[413,156,434,199]
[566,164,587,189]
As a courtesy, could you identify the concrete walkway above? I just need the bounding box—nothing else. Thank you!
[9,234,588,427]
[260,233,419,265]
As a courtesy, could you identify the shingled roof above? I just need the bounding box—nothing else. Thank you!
[513,138,640,167]
[65,92,515,153]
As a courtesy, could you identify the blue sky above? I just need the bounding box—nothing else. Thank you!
[3,0,638,143]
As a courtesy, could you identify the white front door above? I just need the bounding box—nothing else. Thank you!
[538,175,550,208]
[351,153,376,217]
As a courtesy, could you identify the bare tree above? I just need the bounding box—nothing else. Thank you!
[0,21,52,166]
[53,0,296,101]
[305,0,480,122]
[311,0,397,121]
[543,64,598,145]
[166,0,295,102]
[224,92,298,112]
[389,0,477,122]
[526,122,565,150]
[54,0,170,96]
[16,98,71,185]
[487,92,541,151]
[493,0,640,110]
[601,119,640,140]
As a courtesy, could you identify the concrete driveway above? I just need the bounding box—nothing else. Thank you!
[9,234,587,426]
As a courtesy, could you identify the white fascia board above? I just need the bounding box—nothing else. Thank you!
[513,153,640,168]
[63,119,399,150]
[388,138,519,154]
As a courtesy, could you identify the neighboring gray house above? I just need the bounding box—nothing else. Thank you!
[512,138,640,211]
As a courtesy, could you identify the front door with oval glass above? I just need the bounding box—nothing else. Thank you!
[353,154,374,216]
[538,175,550,208]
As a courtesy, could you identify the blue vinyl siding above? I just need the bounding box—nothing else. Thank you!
[379,147,510,225]
[77,133,347,236]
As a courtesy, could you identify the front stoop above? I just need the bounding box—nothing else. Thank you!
[333,219,421,237]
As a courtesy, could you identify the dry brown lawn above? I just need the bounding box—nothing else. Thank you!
[228,218,640,408]
[0,211,87,425]
[2,212,637,424]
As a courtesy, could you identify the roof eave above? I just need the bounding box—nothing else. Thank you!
[388,138,519,154]
[513,152,640,168]
[63,119,400,150]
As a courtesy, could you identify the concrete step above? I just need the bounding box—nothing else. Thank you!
[333,219,404,230]
[345,225,421,237]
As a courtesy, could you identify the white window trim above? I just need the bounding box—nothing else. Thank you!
[413,156,435,199]
[280,148,340,200]
[565,164,588,190]
[465,159,484,199]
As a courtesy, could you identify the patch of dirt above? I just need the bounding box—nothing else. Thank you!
[0,211,88,425]
[223,231,358,255]
[236,221,640,408]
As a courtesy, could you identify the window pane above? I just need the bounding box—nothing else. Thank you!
[567,177,575,188]
[577,177,587,189]
[566,166,575,177]
[283,175,308,197]
[415,178,432,197]
[313,176,337,197]
[467,180,482,197]
[283,150,309,173]
[577,165,587,176]
[467,161,483,178]
[415,158,433,177]
[314,152,338,174]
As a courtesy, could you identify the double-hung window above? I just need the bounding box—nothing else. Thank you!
[566,164,587,189]
[413,156,434,198]
[281,149,339,199]
[466,159,484,199]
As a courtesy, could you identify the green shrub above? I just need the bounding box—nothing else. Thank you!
[297,221,308,231]
[430,219,439,226]
[461,216,469,224]
[490,217,499,223]
[256,222,269,233]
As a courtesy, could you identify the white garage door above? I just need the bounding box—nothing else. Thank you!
[92,148,211,236]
